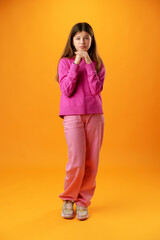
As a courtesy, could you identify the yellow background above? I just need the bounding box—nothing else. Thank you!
[0,0,160,239]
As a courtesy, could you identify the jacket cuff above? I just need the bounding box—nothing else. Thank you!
[71,62,80,72]
[85,62,96,74]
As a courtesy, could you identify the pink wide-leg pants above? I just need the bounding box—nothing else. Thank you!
[59,114,104,207]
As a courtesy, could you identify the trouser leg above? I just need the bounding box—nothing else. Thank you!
[75,114,105,207]
[59,115,86,202]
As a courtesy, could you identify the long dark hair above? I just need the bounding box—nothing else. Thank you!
[55,22,103,82]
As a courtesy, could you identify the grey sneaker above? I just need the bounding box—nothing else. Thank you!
[76,205,89,220]
[61,200,74,219]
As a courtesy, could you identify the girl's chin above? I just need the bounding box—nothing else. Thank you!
[79,49,87,51]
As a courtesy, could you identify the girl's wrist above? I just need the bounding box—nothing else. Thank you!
[85,56,92,64]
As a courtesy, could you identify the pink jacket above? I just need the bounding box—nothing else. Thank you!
[58,56,106,119]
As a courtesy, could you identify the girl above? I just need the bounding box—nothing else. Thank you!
[55,22,106,220]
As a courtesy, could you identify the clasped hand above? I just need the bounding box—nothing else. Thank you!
[75,50,92,64]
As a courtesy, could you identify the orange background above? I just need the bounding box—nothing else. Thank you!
[0,0,160,239]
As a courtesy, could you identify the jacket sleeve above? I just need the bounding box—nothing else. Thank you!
[85,61,106,95]
[58,58,80,97]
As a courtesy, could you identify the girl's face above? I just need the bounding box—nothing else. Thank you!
[72,31,92,52]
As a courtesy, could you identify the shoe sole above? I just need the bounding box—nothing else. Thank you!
[61,211,74,219]
[77,213,89,221]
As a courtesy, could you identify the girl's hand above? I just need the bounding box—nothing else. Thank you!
[75,50,92,64]
[74,52,82,65]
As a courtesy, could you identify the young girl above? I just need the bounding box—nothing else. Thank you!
[56,22,106,220]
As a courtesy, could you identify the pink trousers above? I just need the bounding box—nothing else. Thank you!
[59,114,104,207]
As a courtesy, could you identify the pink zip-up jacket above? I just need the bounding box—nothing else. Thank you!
[58,56,106,119]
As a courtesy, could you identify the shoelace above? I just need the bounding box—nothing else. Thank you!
[64,201,73,210]
[77,206,87,212]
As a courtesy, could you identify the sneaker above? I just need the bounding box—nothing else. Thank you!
[76,205,89,220]
[61,200,74,219]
